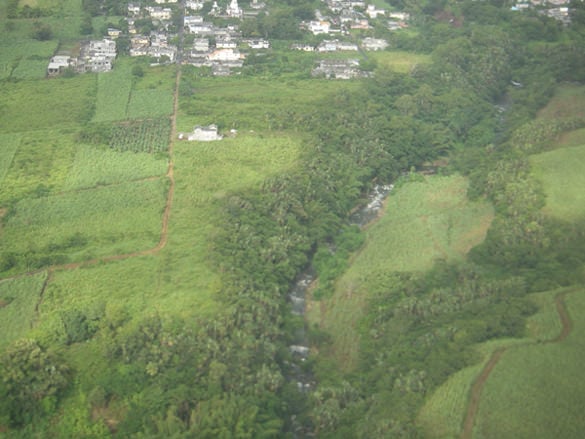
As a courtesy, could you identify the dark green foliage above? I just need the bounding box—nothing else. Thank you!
[0,339,69,427]
[31,22,53,41]
[109,118,171,153]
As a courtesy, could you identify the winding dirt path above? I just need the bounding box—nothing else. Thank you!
[460,289,575,439]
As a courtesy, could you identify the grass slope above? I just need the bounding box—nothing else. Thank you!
[531,144,585,222]
[307,174,494,370]
[416,289,567,439]
[473,288,585,439]
[368,50,432,73]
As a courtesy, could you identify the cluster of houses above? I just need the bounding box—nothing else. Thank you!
[47,39,117,76]
[302,5,409,36]
[511,0,574,25]
[291,37,387,53]
[312,58,369,79]
[47,0,409,78]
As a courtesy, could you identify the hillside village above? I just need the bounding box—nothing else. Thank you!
[46,0,577,78]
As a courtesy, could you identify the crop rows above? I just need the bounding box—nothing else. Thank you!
[0,272,48,347]
[127,89,174,119]
[64,145,168,190]
[92,62,132,123]
[110,118,171,154]
[0,133,20,184]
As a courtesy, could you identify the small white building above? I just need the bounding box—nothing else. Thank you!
[193,38,210,52]
[247,39,270,49]
[185,125,223,141]
[308,20,331,35]
[361,37,388,51]
[146,6,172,20]
[216,37,237,49]
[366,4,385,19]
[128,3,141,16]
[47,55,72,75]
[207,48,242,62]
[185,0,204,10]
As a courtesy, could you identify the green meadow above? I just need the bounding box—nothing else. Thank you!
[368,50,432,73]
[307,174,494,370]
[531,144,585,221]
[0,75,96,132]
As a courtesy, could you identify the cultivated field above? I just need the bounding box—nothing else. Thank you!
[63,145,168,190]
[473,288,585,439]
[416,288,568,439]
[307,174,494,370]
[0,272,48,347]
[1,179,167,267]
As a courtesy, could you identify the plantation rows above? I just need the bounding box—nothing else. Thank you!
[110,118,171,153]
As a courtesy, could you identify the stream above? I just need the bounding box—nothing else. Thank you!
[286,183,394,436]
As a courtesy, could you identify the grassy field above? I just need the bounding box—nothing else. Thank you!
[92,61,133,123]
[537,84,585,120]
[0,130,78,205]
[0,39,58,80]
[1,179,167,264]
[473,288,585,439]
[307,174,494,370]
[0,134,20,185]
[531,144,585,222]
[0,74,96,133]
[368,50,432,74]
[22,131,304,352]
[63,145,168,190]
[0,272,48,347]
[178,75,362,132]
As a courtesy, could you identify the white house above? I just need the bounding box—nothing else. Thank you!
[207,48,242,61]
[127,3,141,16]
[361,37,388,51]
[185,125,223,141]
[146,6,172,20]
[247,39,270,49]
[216,37,237,49]
[308,20,331,35]
[388,11,409,21]
[47,55,72,75]
[366,4,385,19]
[193,38,210,52]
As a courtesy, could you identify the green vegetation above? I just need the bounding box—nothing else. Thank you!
[0,179,167,272]
[531,144,585,221]
[307,175,494,370]
[0,273,47,347]
[474,289,585,439]
[2,0,585,436]
[63,145,168,190]
[109,117,171,153]
[368,50,432,74]
[92,61,132,123]
[0,134,20,184]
